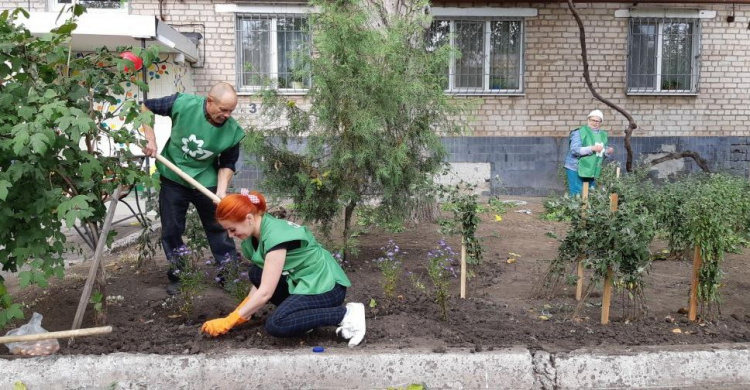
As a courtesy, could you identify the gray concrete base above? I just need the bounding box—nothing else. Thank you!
[2,344,750,389]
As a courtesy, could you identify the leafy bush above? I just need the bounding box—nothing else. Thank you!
[0,7,157,326]
[541,179,656,319]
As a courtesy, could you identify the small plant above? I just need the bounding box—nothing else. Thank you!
[407,271,427,293]
[185,205,209,257]
[541,194,574,222]
[136,205,158,269]
[427,239,458,321]
[215,254,252,304]
[170,245,207,317]
[374,239,404,300]
[90,291,104,313]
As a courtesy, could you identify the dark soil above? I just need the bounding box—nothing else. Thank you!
[3,196,750,356]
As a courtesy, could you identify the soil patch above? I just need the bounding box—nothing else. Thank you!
[3,196,750,356]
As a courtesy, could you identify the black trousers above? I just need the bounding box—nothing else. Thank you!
[159,177,237,282]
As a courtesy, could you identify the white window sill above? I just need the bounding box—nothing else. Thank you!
[626,91,699,96]
[238,90,308,96]
[448,91,525,97]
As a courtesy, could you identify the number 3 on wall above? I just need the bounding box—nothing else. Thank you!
[248,103,257,114]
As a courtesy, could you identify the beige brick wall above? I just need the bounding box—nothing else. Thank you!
[513,2,750,138]
[3,0,46,12]
[5,1,750,137]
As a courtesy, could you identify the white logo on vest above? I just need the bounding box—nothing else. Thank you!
[181,134,214,160]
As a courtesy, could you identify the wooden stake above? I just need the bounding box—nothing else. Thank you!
[688,245,702,322]
[0,326,112,344]
[460,239,467,299]
[71,185,123,333]
[601,192,619,325]
[575,182,590,301]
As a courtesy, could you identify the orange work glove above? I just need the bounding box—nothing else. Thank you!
[201,305,249,337]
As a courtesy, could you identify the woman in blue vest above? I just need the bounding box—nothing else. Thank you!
[200,190,366,347]
[564,109,614,196]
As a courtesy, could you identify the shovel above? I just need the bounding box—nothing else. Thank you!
[155,154,221,204]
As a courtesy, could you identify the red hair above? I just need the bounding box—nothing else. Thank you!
[215,191,267,222]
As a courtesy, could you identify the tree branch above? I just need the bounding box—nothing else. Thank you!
[648,150,711,172]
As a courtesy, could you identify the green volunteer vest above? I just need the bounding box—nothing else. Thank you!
[240,214,351,295]
[157,94,244,188]
[576,125,608,178]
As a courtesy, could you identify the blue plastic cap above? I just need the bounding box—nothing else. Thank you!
[312,346,325,353]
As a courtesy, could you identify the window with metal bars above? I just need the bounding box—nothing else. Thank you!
[627,17,701,94]
[426,18,524,95]
[236,14,311,93]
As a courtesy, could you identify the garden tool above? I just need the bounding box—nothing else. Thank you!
[155,154,221,204]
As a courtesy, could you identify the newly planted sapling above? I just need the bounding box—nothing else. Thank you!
[437,182,484,266]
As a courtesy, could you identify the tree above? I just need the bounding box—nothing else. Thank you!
[246,0,472,257]
[0,6,156,326]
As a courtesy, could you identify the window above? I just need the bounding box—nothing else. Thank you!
[49,0,128,12]
[427,18,524,95]
[627,18,700,94]
[236,14,311,93]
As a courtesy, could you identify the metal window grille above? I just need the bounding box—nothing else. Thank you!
[236,14,311,92]
[627,17,700,94]
[427,18,524,95]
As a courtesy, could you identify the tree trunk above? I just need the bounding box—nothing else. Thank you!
[343,200,357,261]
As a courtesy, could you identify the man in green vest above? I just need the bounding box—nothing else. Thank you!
[563,109,614,196]
[141,82,245,294]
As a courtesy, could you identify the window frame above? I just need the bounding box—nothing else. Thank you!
[428,7,536,96]
[431,18,525,95]
[617,9,714,96]
[235,10,312,95]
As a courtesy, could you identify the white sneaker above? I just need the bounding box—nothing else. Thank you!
[336,302,366,347]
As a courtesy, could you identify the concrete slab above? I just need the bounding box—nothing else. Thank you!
[0,347,534,389]
[2,344,750,389]
[553,343,750,389]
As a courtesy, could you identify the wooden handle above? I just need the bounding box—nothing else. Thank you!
[0,326,112,344]
[155,154,221,204]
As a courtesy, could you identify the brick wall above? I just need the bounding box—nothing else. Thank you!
[5,1,749,137]
[3,0,46,12]
[5,1,750,194]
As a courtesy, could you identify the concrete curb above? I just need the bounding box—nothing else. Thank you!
[554,343,750,389]
[2,344,750,389]
[1,347,533,389]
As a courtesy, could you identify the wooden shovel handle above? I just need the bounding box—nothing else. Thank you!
[0,326,112,344]
[155,154,221,204]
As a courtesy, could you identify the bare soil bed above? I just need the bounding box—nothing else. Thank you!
[3,196,750,356]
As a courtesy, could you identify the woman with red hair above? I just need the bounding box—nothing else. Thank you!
[200,189,366,346]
